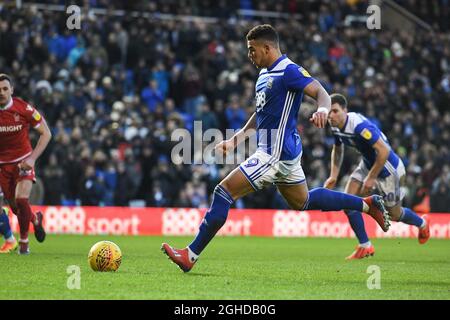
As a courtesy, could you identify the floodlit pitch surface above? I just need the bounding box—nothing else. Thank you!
[0,235,449,299]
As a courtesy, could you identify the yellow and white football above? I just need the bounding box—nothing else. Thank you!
[88,241,122,272]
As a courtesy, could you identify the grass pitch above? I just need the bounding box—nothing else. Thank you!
[0,235,449,300]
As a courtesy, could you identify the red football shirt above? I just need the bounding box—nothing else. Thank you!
[0,97,43,164]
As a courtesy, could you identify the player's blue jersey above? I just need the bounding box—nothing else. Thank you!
[254,54,314,161]
[331,112,401,178]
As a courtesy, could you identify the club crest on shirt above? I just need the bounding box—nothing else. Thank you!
[14,113,20,122]
[266,77,273,89]
[361,128,372,140]
[245,158,259,168]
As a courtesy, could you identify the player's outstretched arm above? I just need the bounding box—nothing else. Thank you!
[215,112,256,157]
[324,143,344,189]
[19,118,52,171]
[362,137,390,194]
[303,80,331,129]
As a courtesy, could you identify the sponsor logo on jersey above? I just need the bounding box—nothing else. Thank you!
[32,110,41,121]
[361,128,373,140]
[0,125,23,132]
[299,67,311,77]
[255,91,266,112]
[26,104,33,112]
[245,158,259,168]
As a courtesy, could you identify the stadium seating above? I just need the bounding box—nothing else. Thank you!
[0,1,448,211]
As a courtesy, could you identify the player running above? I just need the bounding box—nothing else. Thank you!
[324,93,430,259]
[0,187,17,253]
[162,25,390,272]
[0,74,51,254]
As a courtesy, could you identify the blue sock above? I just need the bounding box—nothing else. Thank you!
[189,185,233,255]
[399,207,423,227]
[345,210,369,244]
[303,187,364,212]
[0,208,13,240]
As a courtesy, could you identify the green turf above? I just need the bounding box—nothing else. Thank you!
[0,235,449,299]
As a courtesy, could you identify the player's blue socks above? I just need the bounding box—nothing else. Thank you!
[0,208,13,240]
[345,210,369,244]
[302,187,364,212]
[189,185,233,255]
[399,207,423,227]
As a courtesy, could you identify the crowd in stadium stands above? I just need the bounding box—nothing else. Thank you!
[0,1,449,211]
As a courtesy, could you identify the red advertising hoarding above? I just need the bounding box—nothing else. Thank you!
[7,206,450,238]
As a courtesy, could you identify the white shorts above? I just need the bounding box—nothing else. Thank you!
[350,160,406,207]
[239,149,306,190]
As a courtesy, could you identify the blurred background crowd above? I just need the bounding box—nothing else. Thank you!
[0,0,449,211]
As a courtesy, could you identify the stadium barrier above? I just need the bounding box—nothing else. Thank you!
[7,206,450,238]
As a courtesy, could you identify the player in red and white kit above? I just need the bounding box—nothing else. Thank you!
[0,74,52,254]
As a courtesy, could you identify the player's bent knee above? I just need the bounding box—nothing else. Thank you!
[218,181,234,198]
[387,206,402,221]
[288,197,307,211]
[219,180,245,201]
[280,189,308,211]
[389,211,401,221]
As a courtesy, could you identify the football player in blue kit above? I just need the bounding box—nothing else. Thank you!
[324,93,430,259]
[162,24,390,272]
[0,188,17,253]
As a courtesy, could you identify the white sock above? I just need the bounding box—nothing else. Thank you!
[420,219,426,229]
[5,235,15,243]
[187,247,199,262]
[19,238,28,243]
[359,241,372,248]
[362,201,369,212]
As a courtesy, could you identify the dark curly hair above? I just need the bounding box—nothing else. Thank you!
[0,74,12,85]
[330,93,348,109]
[246,24,279,45]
